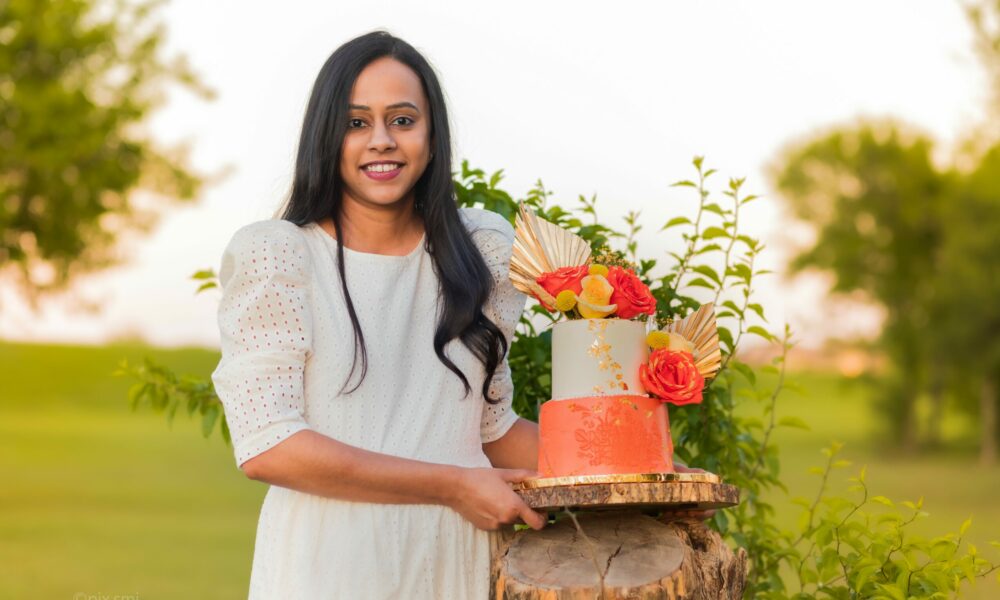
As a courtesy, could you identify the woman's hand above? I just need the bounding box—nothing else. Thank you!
[449,467,547,531]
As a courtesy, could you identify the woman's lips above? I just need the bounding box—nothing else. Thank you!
[362,165,403,181]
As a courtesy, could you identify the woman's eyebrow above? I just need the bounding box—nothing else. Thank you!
[348,102,420,112]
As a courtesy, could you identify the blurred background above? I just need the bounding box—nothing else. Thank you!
[2,0,999,597]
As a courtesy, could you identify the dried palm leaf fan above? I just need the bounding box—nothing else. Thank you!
[665,303,722,381]
[509,201,592,305]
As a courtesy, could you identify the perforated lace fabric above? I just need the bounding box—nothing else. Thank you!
[211,207,524,599]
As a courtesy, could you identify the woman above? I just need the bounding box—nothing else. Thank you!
[212,30,545,598]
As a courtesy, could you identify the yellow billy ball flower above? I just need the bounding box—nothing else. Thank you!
[588,264,609,277]
[647,331,696,353]
[646,331,670,349]
[555,290,578,312]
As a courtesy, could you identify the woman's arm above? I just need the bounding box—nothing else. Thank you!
[482,417,538,471]
[241,429,547,531]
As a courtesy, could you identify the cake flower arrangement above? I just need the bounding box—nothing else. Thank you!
[508,202,721,409]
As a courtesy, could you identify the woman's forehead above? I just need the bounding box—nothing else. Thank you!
[350,57,426,111]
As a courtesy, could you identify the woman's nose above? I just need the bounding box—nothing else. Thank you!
[367,121,396,152]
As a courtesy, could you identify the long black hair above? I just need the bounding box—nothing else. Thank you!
[281,30,507,404]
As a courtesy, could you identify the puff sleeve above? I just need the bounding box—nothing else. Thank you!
[211,220,314,468]
[468,210,528,443]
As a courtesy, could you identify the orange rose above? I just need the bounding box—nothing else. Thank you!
[607,266,657,320]
[535,265,588,310]
[639,349,705,406]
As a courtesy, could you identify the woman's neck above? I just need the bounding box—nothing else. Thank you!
[320,195,424,255]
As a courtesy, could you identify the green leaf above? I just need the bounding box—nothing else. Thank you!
[691,265,721,285]
[128,382,149,411]
[702,226,729,240]
[671,180,698,188]
[694,243,723,255]
[960,517,972,536]
[778,416,810,430]
[703,202,726,216]
[727,263,752,283]
[489,168,505,188]
[221,416,232,445]
[196,281,217,293]
[747,326,774,342]
[686,277,716,290]
[202,405,218,437]
[191,269,216,280]
[854,565,877,593]
[661,216,692,230]
[717,327,734,352]
[877,582,906,600]
[731,361,756,385]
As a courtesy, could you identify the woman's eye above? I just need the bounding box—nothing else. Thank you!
[348,118,366,128]
[392,116,414,126]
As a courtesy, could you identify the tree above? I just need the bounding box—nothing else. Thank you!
[965,0,1000,121]
[766,120,950,449]
[0,0,211,300]
[930,142,1000,465]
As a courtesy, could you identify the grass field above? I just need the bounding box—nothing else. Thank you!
[2,341,998,599]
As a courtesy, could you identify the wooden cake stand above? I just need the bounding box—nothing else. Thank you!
[511,471,739,512]
[491,472,746,599]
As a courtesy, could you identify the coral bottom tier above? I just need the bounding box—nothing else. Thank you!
[537,395,675,478]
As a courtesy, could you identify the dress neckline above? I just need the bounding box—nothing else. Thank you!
[308,222,426,260]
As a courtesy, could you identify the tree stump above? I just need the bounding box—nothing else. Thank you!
[490,512,747,599]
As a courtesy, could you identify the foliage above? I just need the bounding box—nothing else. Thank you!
[123,157,999,597]
[767,120,950,450]
[115,357,228,443]
[928,142,1000,464]
[965,0,1000,119]
[765,0,1000,459]
[0,0,212,298]
[779,444,998,599]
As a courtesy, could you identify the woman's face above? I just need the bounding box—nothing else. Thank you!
[339,57,432,211]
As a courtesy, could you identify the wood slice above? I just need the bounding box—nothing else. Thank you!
[513,477,739,513]
[490,512,747,599]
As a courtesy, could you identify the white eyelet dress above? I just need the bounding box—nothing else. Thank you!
[210,207,525,599]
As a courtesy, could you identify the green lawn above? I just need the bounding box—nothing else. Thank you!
[0,342,260,599]
[1,342,998,598]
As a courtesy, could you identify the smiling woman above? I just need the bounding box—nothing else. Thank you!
[210,31,545,599]
[338,59,433,225]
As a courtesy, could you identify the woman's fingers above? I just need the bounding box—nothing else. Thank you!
[492,469,546,529]
[517,503,548,530]
[499,468,538,483]
[674,463,706,474]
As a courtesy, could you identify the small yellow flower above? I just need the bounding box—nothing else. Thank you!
[555,290,577,312]
[646,331,670,349]
[646,331,695,353]
[588,264,609,277]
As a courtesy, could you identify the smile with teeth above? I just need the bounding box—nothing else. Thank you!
[364,163,402,172]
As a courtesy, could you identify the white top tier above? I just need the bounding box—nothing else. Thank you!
[551,318,650,400]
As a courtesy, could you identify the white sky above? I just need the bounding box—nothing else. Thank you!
[0,0,989,349]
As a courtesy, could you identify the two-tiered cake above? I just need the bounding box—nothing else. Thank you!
[539,318,672,477]
[506,202,721,480]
